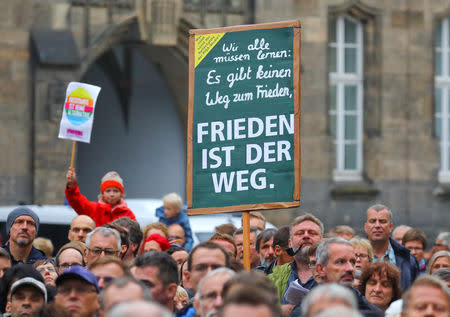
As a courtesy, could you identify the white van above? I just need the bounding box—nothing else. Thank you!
[0,200,275,253]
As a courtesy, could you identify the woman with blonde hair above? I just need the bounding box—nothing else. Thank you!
[427,250,450,274]
[350,237,374,287]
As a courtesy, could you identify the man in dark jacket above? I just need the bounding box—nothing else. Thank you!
[364,204,419,290]
[3,207,46,265]
[289,237,383,317]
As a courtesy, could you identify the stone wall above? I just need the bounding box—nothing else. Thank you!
[253,0,450,237]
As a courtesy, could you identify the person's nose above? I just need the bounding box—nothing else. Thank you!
[213,294,223,308]
[423,304,435,315]
[345,261,354,272]
[21,297,31,307]
[268,246,274,255]
[373,283,382,293]
[19,222,28,230]
[68,288,79,298]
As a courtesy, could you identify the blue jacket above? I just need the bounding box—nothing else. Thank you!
[390,237,419,290]
[156,205,193,251]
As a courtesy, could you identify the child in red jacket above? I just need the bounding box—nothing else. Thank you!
[65,167,136,226]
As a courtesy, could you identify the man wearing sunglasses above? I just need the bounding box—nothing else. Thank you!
[84,227,121,266]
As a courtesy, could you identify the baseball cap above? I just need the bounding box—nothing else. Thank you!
[55,265,99,293]
[10,277,47,302]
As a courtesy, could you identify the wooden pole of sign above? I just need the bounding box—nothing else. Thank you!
[70,141,77,169]
[242,211,251,270]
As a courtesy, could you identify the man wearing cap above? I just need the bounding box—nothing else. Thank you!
[4,207,46,265]
[54,265,100,317]
[5,277,47,317]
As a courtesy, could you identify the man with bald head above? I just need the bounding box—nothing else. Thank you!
[56,242,85,274]
[68,215,96,243]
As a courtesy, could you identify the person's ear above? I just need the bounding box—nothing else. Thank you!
[83,248,88,264]
[364,222,369,236]
[183,269,192,289]
[120,244,127,257]
[5,301,11,313]
[274,245,282,256]
[167,283,178,299]
[183,269,190,284]
[315,263,326,280]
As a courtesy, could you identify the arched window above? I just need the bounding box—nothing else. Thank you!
[329,15,364,181]
[435,17,450,183]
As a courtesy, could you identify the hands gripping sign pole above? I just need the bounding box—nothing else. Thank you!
[187,20,302,270]
[58,82,101,168]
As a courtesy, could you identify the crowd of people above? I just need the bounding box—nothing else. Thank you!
[0,169,449,317]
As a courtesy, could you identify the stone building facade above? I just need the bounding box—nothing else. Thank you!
[0,0,449,238]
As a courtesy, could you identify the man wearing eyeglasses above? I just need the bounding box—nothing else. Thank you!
[402,228,428,275]
[194,267,235,317]
[56,242,86,274]
[84,227,121,266]
[54,265,100,317]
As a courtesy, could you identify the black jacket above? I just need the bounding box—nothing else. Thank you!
[389,237,419,290]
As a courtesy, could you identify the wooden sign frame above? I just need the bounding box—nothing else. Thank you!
[187,20,301,215]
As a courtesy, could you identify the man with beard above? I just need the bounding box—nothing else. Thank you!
[256,229,277,271]
[269,213,323,314]
[4,207,46,265]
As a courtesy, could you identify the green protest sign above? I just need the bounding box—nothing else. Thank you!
[187,20,301,215]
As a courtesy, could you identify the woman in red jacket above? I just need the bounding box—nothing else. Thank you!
[65,167,136,226]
